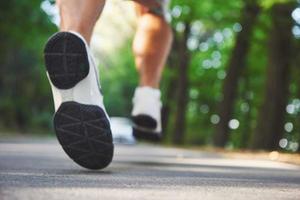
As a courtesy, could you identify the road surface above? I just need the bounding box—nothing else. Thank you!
[1,137,300,200]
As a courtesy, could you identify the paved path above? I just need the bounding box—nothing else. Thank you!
[1,137,300,200]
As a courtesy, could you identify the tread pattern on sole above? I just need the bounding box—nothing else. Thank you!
[44,32,89,89]
[131,114,157,129]
[54,101,113,169]
[133,127,162,142]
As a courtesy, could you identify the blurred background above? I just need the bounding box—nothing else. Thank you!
[0,0,300,153]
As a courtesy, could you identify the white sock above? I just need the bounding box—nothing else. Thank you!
[131,86,162,132]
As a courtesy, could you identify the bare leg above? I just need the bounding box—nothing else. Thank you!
[56,0,106,44]
[133,2,173,88]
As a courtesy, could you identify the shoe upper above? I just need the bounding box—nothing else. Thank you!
[44,31,113,169]
[47,31,109,120]
[131,86,162,133]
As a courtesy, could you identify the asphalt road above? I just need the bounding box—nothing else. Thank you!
[1,137,300,200]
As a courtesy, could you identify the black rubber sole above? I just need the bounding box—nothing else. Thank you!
[44,32,89,89]
[131,115,157,129]
[54,101,114,170]
[132,127,162,142]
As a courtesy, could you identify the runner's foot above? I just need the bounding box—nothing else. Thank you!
[131,86,162,141]
[44,31,113,169]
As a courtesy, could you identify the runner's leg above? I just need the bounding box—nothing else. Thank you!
[131,0,173,141]
[56,0,106,44]
[132,0,173,88]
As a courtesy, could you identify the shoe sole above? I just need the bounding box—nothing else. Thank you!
[44,32,113,170]
[44,32,89,90]
[132,115,161,142]
[131,115,157,129]
[132,126,162,142]
[54,101,113,169]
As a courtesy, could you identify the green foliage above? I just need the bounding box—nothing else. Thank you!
[0,0,299,152]
[164,0,300,151]
[0,0,56,132]
[260,0,296,9]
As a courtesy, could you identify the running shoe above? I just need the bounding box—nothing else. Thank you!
[44,31,113,169]
[131,86,162,141]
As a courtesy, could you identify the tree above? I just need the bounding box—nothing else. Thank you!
[297,42,300,153]
[250,2,295,150]
[0,0,56,131]
[165,0,247,145]
[172,23,191,144]
[213,1,260,147]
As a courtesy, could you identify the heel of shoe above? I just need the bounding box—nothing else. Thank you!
[131,114,157,129]
[132,127,162,142]
[44,32,90,89]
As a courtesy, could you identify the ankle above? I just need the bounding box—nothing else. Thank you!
[133,86,161,102]
[60,24,92,44]
[139,78,160,89]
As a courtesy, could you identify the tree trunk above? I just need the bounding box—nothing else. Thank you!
[297,44,300,153]
[213,2,260,147]
[172,24,190,145]
[297,69,300,153]
[161,36,179,137]
[250,3,295,150]
[161,74,177,134]
[240,73,252,148]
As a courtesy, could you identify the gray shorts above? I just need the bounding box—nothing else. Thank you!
[130,0,170,18]
[150,0,169,17]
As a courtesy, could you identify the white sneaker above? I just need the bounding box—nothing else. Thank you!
[44,31,113,169]
[131,86,162,141]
